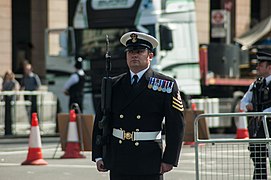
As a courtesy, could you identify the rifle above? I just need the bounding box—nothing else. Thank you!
[97,35,112,160]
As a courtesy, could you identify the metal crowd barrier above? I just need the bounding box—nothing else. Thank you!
[194,112,271,180]
[0,91,57,136]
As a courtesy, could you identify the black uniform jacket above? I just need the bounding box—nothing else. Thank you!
[92,68,185,175]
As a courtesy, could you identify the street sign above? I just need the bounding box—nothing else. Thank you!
[211,10,227,38]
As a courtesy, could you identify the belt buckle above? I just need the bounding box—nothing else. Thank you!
[123,131,134,141]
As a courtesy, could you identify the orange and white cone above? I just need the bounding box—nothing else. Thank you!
[21,113,48,165]
[235,111,249,139]
[61,109,85,158]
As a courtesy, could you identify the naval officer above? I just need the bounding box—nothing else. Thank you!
[92,31,185,180]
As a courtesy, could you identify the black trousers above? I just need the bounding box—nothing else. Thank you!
[69,95,83,113]
[24,95,38,122]
[109,171,163,180]
[4,95,13,135]
[249,143,268,180]
[249,120,271,180]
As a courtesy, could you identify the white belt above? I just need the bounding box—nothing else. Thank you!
[112,128,161,141]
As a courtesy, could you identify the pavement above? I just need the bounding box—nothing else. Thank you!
[3,133,269,180]
[0,136,196,180]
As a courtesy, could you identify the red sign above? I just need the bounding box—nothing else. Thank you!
[212,10,225,25]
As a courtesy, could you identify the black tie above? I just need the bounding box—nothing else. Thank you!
[132,75,138,88]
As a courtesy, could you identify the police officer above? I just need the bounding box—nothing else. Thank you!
[92,31,185,180]
[240,51,271,180]
[63,57,85,112]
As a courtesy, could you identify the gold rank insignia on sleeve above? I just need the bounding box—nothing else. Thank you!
[172,91,184,112]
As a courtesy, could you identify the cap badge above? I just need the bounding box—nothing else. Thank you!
[130,33,138,43]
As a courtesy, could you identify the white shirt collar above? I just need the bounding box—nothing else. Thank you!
[130,66,150,82]
[265,75,271,85]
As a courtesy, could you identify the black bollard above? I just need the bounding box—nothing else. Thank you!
[4,95,13,135]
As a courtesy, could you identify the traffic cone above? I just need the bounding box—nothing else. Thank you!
[235,111,249,139]
[61,109,85,158]
[191,103,197,111]
[21,113,48,165]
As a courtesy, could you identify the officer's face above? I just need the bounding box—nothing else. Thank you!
[256,61,271,77]
[126,48,153,73]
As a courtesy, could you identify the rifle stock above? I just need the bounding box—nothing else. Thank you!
[99,77,112,129]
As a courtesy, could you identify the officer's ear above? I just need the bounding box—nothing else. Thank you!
[148,51,154,59]
[267,62,271,68]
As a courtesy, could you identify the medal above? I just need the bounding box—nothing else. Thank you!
[166,82,171,93]
[153,78,159,91]
[162,81,167,92]
[166,81,174,93]
[166,88,172,93]
[158,79,162,91]
[148,77,154,89]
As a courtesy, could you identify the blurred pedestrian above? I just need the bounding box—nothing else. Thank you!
[2,70,20,135]
[20,64,41,120]
[3,70,20,92]
[63,57,85,112]
[240,51,271,180]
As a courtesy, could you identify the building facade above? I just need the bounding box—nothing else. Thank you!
[0,0,270,82]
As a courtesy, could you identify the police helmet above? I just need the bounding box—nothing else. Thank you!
[75,57,83,69]
[257,51,271,62]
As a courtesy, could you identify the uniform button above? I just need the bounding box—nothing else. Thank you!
[119,140,122,144]
[136,115,141,119]
[135,142,139,146]
[120,114,124,119]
